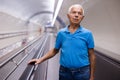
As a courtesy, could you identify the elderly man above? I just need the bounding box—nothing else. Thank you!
[28,4,96,80]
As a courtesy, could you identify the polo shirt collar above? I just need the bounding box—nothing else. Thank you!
[64,25,83,33]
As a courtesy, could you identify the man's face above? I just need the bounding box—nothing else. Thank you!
[67,6,84,25]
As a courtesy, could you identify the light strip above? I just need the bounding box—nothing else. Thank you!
[51,0,63,26]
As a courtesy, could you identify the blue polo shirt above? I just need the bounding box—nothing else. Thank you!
[55,25,95,68]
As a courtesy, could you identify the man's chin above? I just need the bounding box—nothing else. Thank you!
[73,22,80,25]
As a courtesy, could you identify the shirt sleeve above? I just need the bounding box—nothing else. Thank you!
[87,32,95,48]
[54,31,62,49]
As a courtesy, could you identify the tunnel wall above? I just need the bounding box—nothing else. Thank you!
[82,0,120,56]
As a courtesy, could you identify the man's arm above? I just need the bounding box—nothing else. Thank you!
[28,48,59,65]
[88,48,96,80]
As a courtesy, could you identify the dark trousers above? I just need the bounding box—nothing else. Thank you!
[59,65,90,80]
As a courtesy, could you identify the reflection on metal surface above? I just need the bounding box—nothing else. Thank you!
[0,41,21,58]
[0,31,27,39]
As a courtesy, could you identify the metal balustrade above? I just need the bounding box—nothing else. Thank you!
[19,33,50,80]
[0,33,49,80]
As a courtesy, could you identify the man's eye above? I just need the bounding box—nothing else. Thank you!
[72,12,76,14]
[78,12,82,15]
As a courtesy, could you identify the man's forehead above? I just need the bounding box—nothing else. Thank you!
[71,7,83,12]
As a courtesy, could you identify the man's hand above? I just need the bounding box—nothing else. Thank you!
[28,58,42,65]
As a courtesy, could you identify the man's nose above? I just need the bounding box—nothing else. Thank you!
[74,13,79,16]
[75,13,79,17]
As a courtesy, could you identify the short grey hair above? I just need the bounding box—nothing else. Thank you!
[68,4,84,15]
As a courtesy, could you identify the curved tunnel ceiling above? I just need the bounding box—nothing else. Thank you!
[0,0,95,26]
[0,0,55,25]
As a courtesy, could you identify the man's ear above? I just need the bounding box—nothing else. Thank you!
[81,16,84,21]
[67,14,70,18]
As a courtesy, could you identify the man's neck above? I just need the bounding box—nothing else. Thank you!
[68,24,80,33]
[70,24,80,28]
